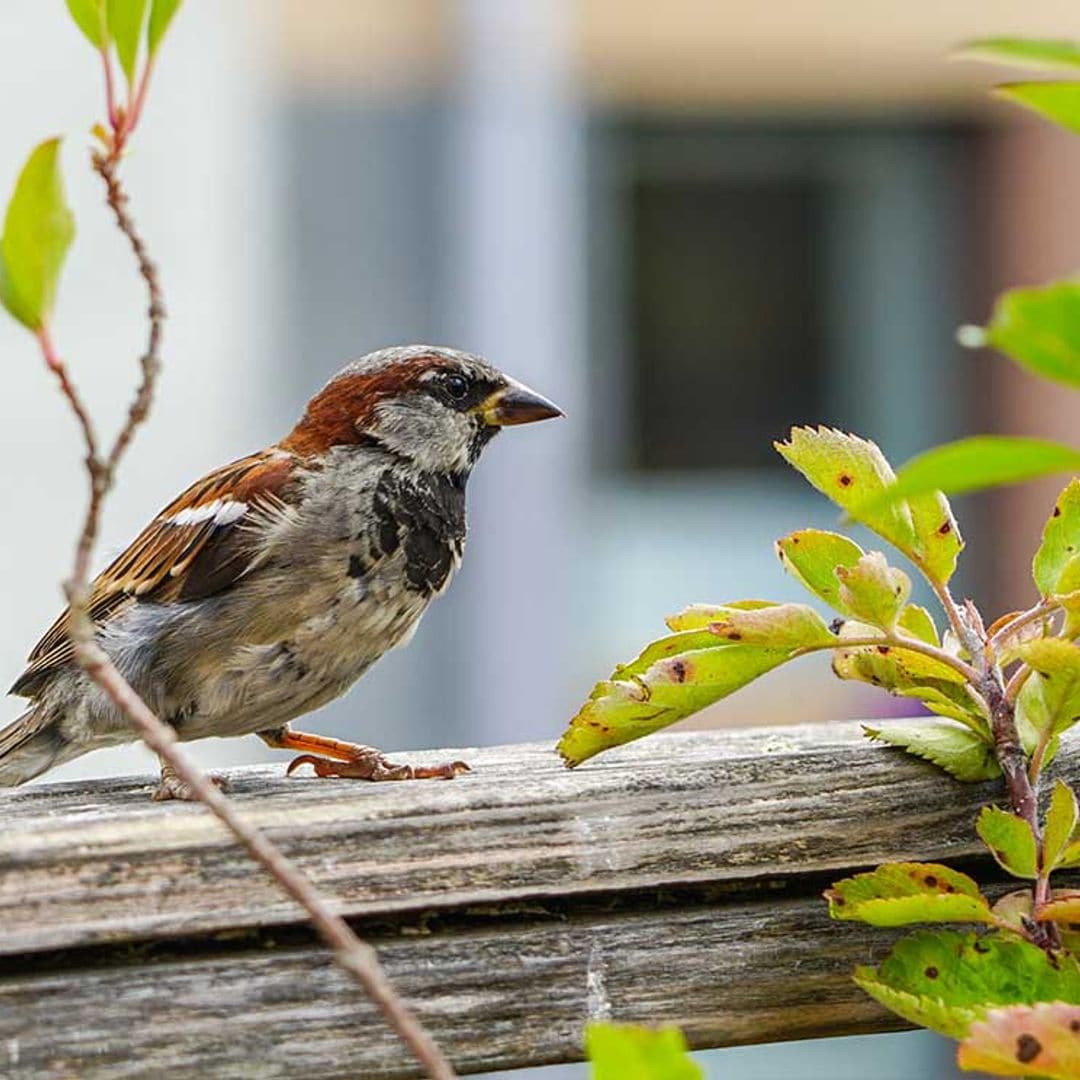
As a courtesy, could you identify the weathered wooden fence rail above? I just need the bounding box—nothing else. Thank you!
[0,722,1076,1078]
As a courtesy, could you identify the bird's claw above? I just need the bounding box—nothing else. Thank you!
[286,751,470,782]
[151,770,231,802]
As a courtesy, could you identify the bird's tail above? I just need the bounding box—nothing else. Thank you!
[0,707,67,787]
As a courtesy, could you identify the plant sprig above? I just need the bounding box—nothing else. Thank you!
[1,6,456,1078]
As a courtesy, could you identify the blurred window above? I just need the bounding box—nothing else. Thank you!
[629,174,826,470]
[594,121,980,476]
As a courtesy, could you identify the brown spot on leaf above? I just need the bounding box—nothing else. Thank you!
[944,884,955,893]
[924,874,938,888]
[937,520,952,535]
[877,645,891,655]
[924,966,939,979]
[1016,1034,1041,1064]
[1071,1019,1080,1033]
[973,940,990,954]
[1055,506,1063,517]
[727,631,743,641]
[669,659,690,683]
[837,473,854,487]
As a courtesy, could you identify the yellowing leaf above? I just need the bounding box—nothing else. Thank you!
[826,862,994,927]
[148,0,182,55]
[558,644,793,767]
[0,139,75,332]
[705,602,835,648]
[586,1024,702,1080]
[958,1002,1080,1079]
[65,0,108,47]
[977,806,1038,879]
[863,721,999,782]
[107,0,149,83]
[775,529,864,614]
[665,600,776,631]
[996,82,1080,136]
[835,551,911,631]
[1043,780,1079,873]
[775,427,962,584]
[1015,638,1080,738]
[1034,480,1080,596]
[1038,891,1080,924]
[897,604,940,646]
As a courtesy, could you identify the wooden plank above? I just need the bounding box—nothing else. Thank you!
[0,723,1074,1077]
[1,725,1067,955]
[0,893,907,1078]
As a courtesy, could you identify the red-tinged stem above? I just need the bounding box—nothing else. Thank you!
[123,54,156,139]
[100,46,119,130]
[990,599,1059,653]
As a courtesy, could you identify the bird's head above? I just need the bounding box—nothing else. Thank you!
[281,345,563,475]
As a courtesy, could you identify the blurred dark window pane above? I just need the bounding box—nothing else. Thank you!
[629,175,826,471]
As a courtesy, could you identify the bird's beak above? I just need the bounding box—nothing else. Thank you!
[475,377,564,427]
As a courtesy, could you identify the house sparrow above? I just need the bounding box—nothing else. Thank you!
[0,345,562,800]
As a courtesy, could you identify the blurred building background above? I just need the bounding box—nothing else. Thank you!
[3,1,1080,1076]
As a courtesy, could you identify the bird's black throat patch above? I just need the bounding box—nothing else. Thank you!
[371,468,467,595]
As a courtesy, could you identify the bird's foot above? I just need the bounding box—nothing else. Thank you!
[286,748,470,782]
[151,762,231,802]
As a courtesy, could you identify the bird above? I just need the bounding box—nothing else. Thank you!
[0,345,562,800]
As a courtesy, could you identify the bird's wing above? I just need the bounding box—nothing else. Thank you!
[11,449,304,698]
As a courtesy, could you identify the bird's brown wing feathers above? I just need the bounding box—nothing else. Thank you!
[11,450,303,698]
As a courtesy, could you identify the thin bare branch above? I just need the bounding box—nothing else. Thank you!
[26,58,458,1080]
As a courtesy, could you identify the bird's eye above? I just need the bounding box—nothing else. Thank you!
[443,373,469,400]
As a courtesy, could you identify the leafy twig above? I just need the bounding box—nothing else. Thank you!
[795,633,981,684]
[20,30,459,1080]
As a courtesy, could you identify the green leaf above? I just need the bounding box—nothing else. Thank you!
[107,0,149,83]
[147,0,182,55]
[996,82,1080,136]
[977,806,1038,879]
[826,862,994,927]
[558,644,793,767]
[775,529,864,614]
[1044,781,1079,873]
[1034,480,1080,596]
[959,1003,1080,1079]
[957,38,1080,71]
[854,930,1080,1040]
[585,1024,702,1080]
[861,436,1080,510]
[976,280,1080,391]
[835,552,911,631]
[703,602,835,648]
[1015,638,1080,738]
[65,0,108,47]
[775,427,962,584]
[0,139,75,332]
[863,721,999,782]
[897,604,940,646]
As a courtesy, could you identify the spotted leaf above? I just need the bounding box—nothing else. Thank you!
[826,862,994,927]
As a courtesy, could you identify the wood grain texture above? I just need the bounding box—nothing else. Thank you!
[0,723,1074,1077]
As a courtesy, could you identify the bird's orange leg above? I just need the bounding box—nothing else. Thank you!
[258,726,470,781]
